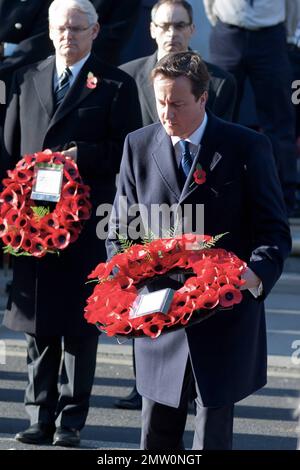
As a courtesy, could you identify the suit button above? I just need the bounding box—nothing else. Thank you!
[15,23,23,30]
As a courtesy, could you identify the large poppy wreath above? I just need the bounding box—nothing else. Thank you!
[0,149,91,257]
[84,234,247,339]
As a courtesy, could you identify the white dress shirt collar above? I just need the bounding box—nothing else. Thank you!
[54,52,90,88]
[171,112,208,161]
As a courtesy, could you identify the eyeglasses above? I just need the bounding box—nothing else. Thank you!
[52,25,93,34]
[153,21,192,32]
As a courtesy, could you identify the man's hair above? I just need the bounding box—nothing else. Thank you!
[151,52,210,99]
[49,0,98,26]
[151,0,193,24]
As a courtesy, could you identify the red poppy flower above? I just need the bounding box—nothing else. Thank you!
[219,284,243,307]
[10,231,25,250]
[88,261,113,280]
[5,208,20,225]
[61,182,78,199]
[68,226,80,243]
[30,238,48,257]
[21,236,33,252]
[104,320,132,337]
[51,229,71,249]
[40,213,60,231]
[33,150,53,163]
[77,205,91,220]
[21,154,37,166]
[14,215,29,230]
[27,221,41,238]
[63,161,80,182]
[0,218,8,237]
[86,72,98,89]
[193,167,206,185]
[2,232,13,246]
[13,169,32,184]
[77,185,90,197]
[0,188,18,206]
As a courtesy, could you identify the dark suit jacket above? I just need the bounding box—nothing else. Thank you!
[2,53,142,336]
[120,51,236,125]
[0,0,53,84]
[107,112,291,407]
[91,0,141,65]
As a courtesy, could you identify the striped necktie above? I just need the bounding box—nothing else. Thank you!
[54,67,72,108]
[179,140,193,178]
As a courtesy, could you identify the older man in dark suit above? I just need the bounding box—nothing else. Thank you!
[120,0,236,126]
[107,51,291,449]
[2,0,141,447]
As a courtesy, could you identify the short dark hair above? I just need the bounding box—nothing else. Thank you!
[151,51,211,100]
[151,0,193,24]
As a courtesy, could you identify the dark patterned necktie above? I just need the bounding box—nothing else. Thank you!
[54,67,72,108]
[179,140,193,178]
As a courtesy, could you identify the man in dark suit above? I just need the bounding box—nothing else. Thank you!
[120,0,236,126]
[116,0,236,411]
[107,51,291,449]
[0,0,54,171]
[1,0,141,447]
[0,0,54,85]
[91,0,141,65]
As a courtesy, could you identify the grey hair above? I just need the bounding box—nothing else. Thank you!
[49,0,98,26]
[151,0,193,24]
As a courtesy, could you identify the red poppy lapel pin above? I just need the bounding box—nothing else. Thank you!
[86,71,98,89]
[189,163,206,188]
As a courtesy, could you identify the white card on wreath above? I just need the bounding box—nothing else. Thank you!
[31,163,63,202]
[129,288,175,319]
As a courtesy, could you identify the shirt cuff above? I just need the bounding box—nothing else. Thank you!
[248,281,263,298]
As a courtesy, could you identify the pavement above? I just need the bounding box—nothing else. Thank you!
[0,239,300,451]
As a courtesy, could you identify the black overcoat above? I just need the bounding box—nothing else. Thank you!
[2,53,142,336]
[0,0,53,83]
[107,112,291,407]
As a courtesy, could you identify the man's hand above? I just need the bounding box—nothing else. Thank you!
[61,146,77,161]
[240,268,261,290]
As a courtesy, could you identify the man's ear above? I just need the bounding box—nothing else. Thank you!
[92,22,100,40]
[199,91,208,107]
[150,21,157,40]
[49,26,54,42]
[190,23,195,36]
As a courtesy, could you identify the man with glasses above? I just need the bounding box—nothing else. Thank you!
[116,0,236,412]
[2,0,141,447]
[121,0,236,127]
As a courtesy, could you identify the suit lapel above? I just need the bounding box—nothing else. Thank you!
[151,125,182,202]
[139,53,158,123]
[179,112,221,203]
[50,55,97,127]
[33,57,56,119]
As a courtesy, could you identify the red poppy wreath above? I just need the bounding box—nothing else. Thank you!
[84,233,247,339]
[0,149,91,257]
